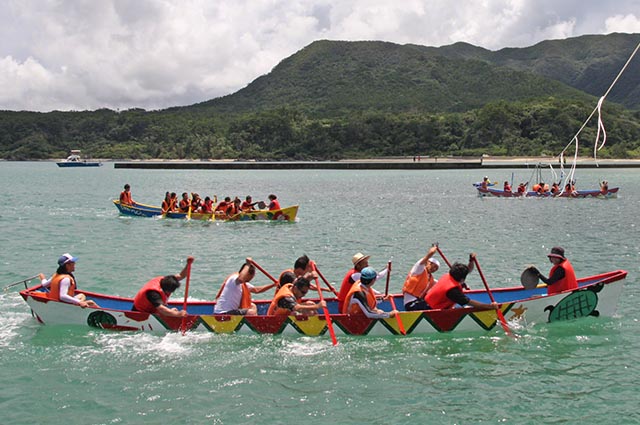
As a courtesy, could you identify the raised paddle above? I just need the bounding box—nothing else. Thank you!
[311,264,338,296]
[3,274,40,292]
[434,244,452,268]
[384,261,406,335]
[472,256,515,338]
[312,262,338,346]
[246,258,279,285]
[180,257,195,335]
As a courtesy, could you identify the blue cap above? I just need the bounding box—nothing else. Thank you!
[58,253,78,266]
[360,267,377,281]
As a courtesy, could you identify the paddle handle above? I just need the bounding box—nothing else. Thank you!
[383,262,406,335]
[180,257,194,335]
[435,245,452,268]
[246,259,278,284]
[313,264,338,296]
[472,256,514,338]
[384,261,391,296]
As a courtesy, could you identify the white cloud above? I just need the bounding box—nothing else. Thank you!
[0,0,638,112]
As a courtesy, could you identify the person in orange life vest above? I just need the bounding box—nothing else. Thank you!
[267,194,281,211]
[190,193,202,212]
[550,182,560,195]
[424,254,498,311]
[342,267,397,318]
[161,192,173,213]
[337,252,389,312]
[132,257,194,317]
[503,181,512,192]
[403,246,440,311]
[527,247,578,295]
[600,180,609,194]
[201,196,214,214]
[178,192,190,212]
[280,255,330,293]
[215,196,231,214]
[277,271,296,289]
[214,260,277,315]
[517,182,528,194]
[40,253,98,308]
[241,195,256,211]
[267,277,326,316]
[119,184,134,206]
[480,176,490,190]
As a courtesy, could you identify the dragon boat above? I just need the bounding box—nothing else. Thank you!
[19,269,627,336]
[476,186,619,198]
[112,200,298,222]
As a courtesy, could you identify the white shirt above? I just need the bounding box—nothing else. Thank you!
[214,274,255,313]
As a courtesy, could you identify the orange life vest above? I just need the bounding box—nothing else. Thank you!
[267,283,296,315]
[162,199,171,212]
[402,268,435,299]
[425,273,462,310]
[48,273,76,302]
[337,268,357,312]
[178,199,190,212]
[269,199,281,211]
[548,260,577,295]
[133,276,168,313]
[342,281,377,315]
[215,274,252,310]
[120,191,133,205]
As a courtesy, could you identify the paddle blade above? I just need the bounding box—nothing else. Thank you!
[521,266,540,289]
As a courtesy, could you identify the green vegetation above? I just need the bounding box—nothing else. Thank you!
[1,33,639,160]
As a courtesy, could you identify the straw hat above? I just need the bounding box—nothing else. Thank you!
[351,253,370,266]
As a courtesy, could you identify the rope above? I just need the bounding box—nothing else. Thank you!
[558,40,640,166]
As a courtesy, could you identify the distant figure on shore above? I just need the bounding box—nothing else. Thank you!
[119,184,134,206]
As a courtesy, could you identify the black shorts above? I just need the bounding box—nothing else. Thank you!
[405,299,430,311]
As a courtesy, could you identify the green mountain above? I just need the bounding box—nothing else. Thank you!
[430,33,640,109]
[192,40,590,116]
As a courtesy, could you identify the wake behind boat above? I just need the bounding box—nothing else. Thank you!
[113,200,299,222]
[19,269,627,336]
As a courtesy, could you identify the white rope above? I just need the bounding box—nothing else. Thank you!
[558,40,640,166]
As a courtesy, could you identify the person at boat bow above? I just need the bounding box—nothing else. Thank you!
[527,247,577,295]
[41,253,98,308]
[119,184,135,206]
[267,277,326,315]
[132,257,194,317]
[424,254,498,311]
[403,246,440,311]
[342,267,397,318]
[214,259,278,315]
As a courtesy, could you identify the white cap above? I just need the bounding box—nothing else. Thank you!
[428,258,440,267]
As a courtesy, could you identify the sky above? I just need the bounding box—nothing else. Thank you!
[1,0,639,112]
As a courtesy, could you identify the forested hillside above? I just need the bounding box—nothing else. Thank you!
[1,33,639,160]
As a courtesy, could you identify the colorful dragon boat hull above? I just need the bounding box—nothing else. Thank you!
[113,200,298,222]
[476,187,619,198]
[20,269,626,336]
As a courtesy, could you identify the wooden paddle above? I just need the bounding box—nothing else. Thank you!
[384,261,406,335]
[3,274,40,292]
[312,263,338,346]
[246,258,279,285]
[472,256,515,338]
[180,257,194,335]
[434,244,452,268]
[311,264,338,296]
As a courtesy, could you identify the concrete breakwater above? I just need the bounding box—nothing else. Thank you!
[113,157,640,170]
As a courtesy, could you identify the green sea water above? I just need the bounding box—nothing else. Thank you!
[1,162,639,424]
